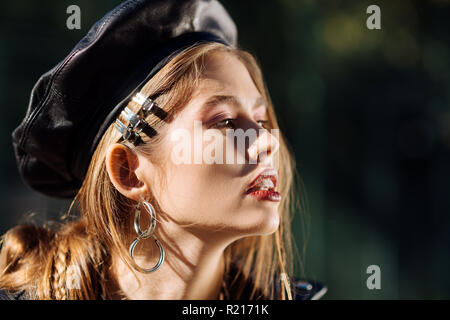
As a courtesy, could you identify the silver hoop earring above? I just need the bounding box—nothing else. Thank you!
[128,201,165,273]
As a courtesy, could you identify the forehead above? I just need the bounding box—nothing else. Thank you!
[166,51,264,126]
[195,51,260,97]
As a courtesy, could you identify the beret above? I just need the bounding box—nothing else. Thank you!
[11,0,237,199]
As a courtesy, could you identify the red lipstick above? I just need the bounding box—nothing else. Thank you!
[245,168,281,202]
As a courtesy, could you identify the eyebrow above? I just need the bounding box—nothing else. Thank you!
[201,95,267,113]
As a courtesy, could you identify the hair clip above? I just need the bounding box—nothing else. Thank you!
[114,93,158,145]
[113,119,143,145]
[132,92,156,114]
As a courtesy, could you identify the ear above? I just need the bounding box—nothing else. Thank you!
[105,143,148,201]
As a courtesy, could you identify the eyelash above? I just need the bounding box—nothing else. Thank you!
[257,120,270,129]
[211,118,270,130]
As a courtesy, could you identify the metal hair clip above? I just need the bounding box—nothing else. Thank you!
[114,93,158,145]
[132,92,156,113]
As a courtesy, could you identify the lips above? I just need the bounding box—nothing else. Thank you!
[246,168,277,192]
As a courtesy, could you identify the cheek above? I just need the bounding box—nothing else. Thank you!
[160,162,241,219]
[160,121,240,216]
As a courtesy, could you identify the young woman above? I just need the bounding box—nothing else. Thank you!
[0,0,325,300]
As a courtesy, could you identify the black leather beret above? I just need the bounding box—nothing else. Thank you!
[11,0,237,199]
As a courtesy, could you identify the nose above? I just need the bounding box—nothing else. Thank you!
[247,128,280,165]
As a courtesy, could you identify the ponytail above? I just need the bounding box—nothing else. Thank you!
[0,219,108,299]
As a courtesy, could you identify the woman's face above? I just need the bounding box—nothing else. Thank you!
[139,51,280,241]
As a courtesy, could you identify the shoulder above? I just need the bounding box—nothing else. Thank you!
[0,289,29,300]
[291,278,327,300]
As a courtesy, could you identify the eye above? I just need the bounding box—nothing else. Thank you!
[211,118,237,130]
[257,120,270,129]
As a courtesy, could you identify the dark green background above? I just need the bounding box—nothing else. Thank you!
[0,0,449,299]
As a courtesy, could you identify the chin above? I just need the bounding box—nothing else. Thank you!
[260,210,280,235]
[243,207,280,236]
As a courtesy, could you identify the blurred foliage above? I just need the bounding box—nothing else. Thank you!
[0,0,449,299]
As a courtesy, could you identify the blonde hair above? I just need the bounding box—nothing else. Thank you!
[0,42,304,300]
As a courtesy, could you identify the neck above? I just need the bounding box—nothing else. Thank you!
[110,221,231,300]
